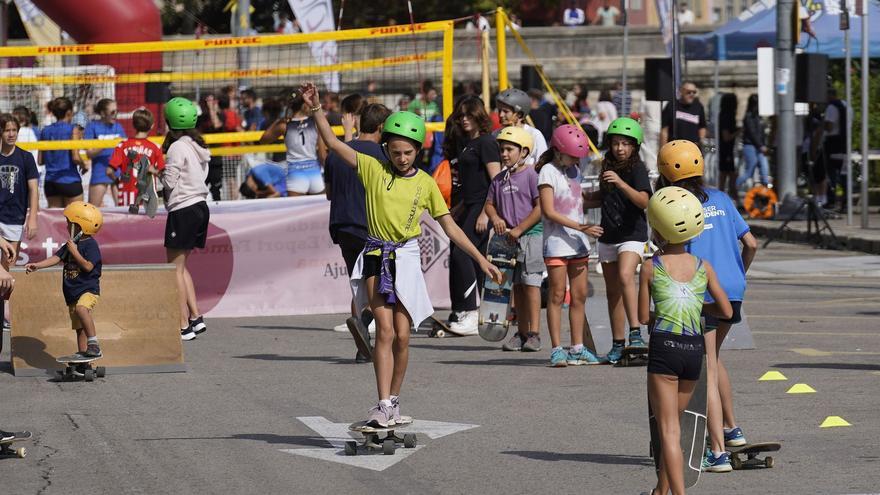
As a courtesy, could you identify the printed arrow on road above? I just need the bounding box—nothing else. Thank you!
[280,416,479,471]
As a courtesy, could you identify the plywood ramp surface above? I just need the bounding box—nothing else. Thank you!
[10,265,186,376]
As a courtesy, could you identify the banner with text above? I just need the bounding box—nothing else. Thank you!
[18,197,451,318]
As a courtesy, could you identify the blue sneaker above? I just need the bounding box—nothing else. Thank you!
[628,329,647,348]
[724,427,747,447]
[605,343,624,364]
[702,449,733,473]
[567,347,602,365]
[549,347,568,367]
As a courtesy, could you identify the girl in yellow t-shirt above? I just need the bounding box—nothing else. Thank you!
[301,82,502,428]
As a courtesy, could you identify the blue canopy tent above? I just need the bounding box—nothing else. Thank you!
[686,0,880,60]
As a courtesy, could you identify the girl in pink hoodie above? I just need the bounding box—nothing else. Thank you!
[161,97,211,341]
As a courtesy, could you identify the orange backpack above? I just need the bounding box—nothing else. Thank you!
[432,159,452,208]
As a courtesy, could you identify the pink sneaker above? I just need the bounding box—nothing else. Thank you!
[366,402,394,428]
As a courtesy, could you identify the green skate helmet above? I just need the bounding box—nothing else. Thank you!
[164,97,198,130]
[382,111,426,147]
[605,117,644,145]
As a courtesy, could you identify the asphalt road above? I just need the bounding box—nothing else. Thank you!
[1,242,878,494]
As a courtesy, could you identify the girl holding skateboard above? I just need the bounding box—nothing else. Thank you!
[583,117,652,364]
[300,82,502,427]
[483,127,544,352]
[639,186,732,495]
[536,125,603,367]
[655,140,759,472]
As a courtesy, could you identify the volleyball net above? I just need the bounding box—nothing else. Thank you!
[0,20,454,157]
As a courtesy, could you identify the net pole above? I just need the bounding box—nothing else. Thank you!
[481,29,491,112]
[495,8,509,91]
[442,22,454,120]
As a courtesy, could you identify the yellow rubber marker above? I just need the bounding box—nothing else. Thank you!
[786,384,817,394]
[820,416,852,428]
[758,371,788,381]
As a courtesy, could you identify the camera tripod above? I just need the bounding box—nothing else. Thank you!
[763,195,843,250]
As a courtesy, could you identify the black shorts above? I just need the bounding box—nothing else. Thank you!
[165,201,210,250]
[704,300,742,330]
[44,181,83,198]
[336,231,367,275]
[361,253,395,280]
[647,332,704,381]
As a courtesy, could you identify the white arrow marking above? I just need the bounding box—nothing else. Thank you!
[280,416,479,471]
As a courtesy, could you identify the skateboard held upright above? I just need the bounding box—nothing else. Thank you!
[478,233,518,342]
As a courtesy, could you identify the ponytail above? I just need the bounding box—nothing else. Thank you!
[535,147,556,172]
[655,175,708,203]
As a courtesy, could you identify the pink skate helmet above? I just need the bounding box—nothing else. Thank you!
[550,124,590,158]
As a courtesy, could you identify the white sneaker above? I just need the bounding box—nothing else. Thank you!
[448,310,478,335]
[333,322,349,332]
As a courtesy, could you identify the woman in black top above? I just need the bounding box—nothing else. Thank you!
[442,96,501,333]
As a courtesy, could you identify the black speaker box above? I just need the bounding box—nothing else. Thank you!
[644,58,674,102]
[795,53,828,103]
[520,65,542,92]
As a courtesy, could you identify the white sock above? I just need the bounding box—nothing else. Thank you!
[570,344,584,353]
[87,336,98,344]
[552,346,564,352]
[379,399,392,407]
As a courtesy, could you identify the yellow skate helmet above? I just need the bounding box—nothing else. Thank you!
[647,186,705,244]
[63,201,103,236]
[496,126,534,158]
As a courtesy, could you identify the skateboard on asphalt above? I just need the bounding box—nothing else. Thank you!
[346,316,372,360]
[345,421,417,456]
[0,431,32,458]
[478,233,518,342]
[425,316,469,338]
[728,442,781,470]
[616,346,649,367]
[56,354,106,382]
[649,355,708,488]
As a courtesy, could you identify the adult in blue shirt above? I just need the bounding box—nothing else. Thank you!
[323,103,391,364]
[238,163,287,199]
[0,113,39,266]
[85,99,126,207]
[656,140,758,473]
[40,97,85,207]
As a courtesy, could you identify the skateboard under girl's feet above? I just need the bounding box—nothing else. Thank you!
[728,442,781,469]
[56,354,106,382]
[616,347,649,367]
[0,431,32,458]
[345,422,417,456]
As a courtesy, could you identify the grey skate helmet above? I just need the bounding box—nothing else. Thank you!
[496,88,531,116]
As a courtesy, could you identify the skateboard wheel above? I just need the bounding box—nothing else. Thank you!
[16,448,26,458]
[403,433,417,448]
[731,456,743,470]
[382,439,395,455]
[84,370,95,382]
[487,255,494,263]
[96,367,106,378]
[344,441,357,456]
[435,330,445,338]
[764,456,774,468]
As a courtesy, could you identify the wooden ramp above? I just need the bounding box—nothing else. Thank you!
[10,265,186,377]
